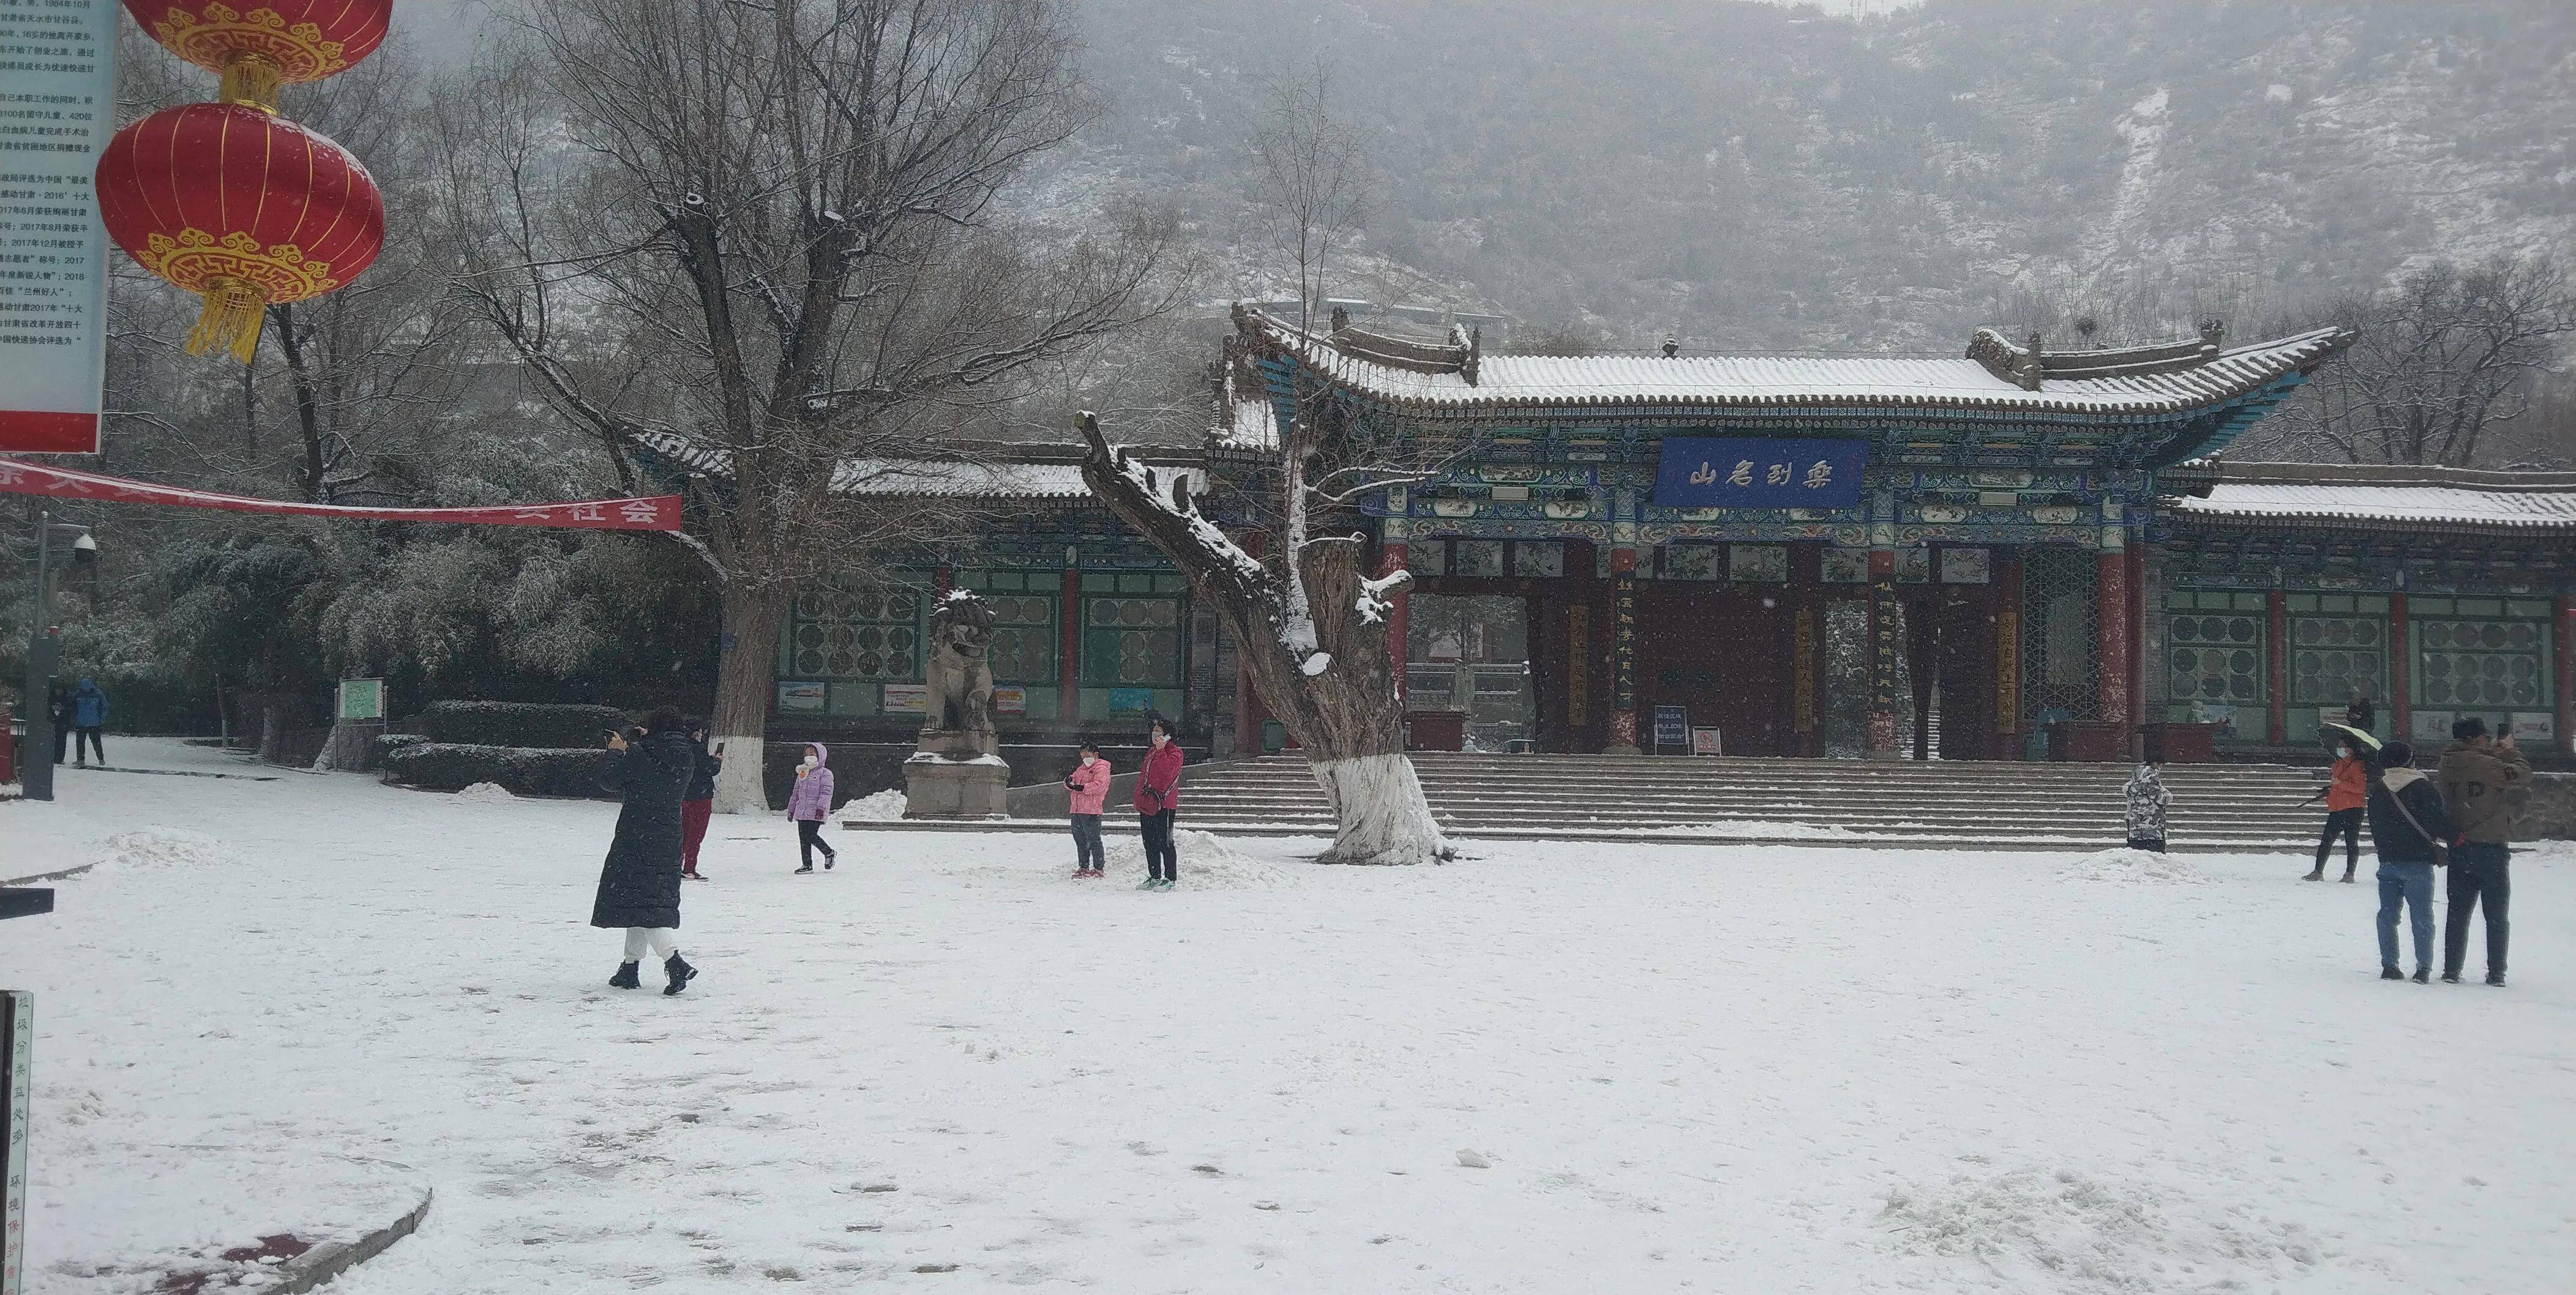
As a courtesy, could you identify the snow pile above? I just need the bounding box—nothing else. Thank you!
[1880,1168,2321,1290]
[454,781,517,804]
[1628,820,1905,840]
[91,828,223,874]
[2061,848,2212,886]
[1101,829,1303,890]
[841,788,907,821]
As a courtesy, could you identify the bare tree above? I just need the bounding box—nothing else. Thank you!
[430,0,1181,812]
[2258,255,2576,466]
[1248,66,1371,332]
[1078,405,1448,864]
[258,46,473,506]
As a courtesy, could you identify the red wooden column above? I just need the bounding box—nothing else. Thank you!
[933,562,953,599]
[2266,588,2289,745]
[2556,594,2575,758]
[1605,545,1640,753]
[1996,548,2024,759]
[1382,539,1411,707]
[2389,591,2411,742]
[1058,564,1082,722]
[2095,542,2131,730]
[1233,531,1268,756]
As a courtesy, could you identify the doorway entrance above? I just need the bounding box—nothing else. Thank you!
[1406,592,1536,752]
[1634,586,1792,755]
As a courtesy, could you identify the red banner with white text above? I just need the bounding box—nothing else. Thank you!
[0,458,682,530]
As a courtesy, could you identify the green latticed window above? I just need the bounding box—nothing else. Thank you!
[2418,618,2547,709]
[2290,616,2384,706]
[2169,607,2262,705]
[1075,571,1187,687]
[956,571,1060,685]
[788,584,923,681]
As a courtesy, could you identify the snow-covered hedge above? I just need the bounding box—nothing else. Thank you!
[381,742,609,797]
[376,732,430,758]
[418,702,631,750]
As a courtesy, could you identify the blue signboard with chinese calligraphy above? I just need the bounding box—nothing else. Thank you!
[1651,438,1867,510]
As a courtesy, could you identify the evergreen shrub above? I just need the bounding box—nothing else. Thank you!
[381,742,610,797]
[418,702,630,749]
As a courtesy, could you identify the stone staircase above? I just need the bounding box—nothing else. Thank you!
[1085,753,2334,853]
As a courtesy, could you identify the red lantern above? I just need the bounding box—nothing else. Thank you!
[121,0,392,110]
[94,103,386,362]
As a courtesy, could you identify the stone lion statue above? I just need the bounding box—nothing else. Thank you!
[923,590,999,757]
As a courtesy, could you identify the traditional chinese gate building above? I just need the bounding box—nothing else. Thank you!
[692,308,2574,774]
[1225,308,2357,759]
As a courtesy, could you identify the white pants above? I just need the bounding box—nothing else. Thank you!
[621,927,680,961]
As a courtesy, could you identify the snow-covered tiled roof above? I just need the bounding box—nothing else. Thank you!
[1211,392,1279,452]
[629,431,1197,502]
[1241,310,2353,418]
[2163,463,2576,534]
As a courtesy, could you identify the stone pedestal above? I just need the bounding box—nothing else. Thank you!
[901,730,1008,819]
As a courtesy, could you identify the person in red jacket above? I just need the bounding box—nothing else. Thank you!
[1133,717,1185,889]
[1064,739,1111,878]
[2302,739,2370,883]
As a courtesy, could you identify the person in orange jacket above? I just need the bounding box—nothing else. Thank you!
[2302,739,2370,883]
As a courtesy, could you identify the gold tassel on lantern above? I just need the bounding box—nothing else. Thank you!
[185,278,268,363]
[219,53,283,112]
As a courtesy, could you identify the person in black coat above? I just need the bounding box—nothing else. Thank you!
[595,706,700,995]
[2363,740,2454,983]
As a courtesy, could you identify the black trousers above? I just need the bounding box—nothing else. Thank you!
[1070,814,1104,871]
[75,726,103,764]
[51,721,69,764]
[796,818,836,868]
[2443,847,2510,978]
[2314,808,2362,871]
[1140,810,1177,880]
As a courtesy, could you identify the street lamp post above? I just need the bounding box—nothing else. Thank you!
[18,511,91,803]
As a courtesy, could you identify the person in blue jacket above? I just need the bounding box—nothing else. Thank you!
[70,677,108,767]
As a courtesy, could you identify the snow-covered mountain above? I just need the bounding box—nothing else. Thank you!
[1064,0,2575,349]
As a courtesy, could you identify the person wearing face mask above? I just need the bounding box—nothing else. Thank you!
[1064,739,1111,878]
[787,742,839,874]
[2301,741,2370,883]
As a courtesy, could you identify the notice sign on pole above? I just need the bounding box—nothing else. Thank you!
[337,678,384,722]
[0,0,115,453]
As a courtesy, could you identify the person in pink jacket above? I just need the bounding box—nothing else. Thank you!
[1063,739,1110,878]
[1133,717,1185,889]
[786,742,839,874]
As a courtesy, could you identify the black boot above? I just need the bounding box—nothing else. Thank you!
[609,961,641,989]
[663,952,697,996]
[2379,966,2403,980]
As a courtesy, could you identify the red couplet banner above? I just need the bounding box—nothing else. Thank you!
[0,458,683,530]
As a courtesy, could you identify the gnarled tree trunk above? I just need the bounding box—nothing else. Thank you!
[709,581,790,813]
[1078,414,1448,864]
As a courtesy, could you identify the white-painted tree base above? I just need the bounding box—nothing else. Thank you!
[1308,753,1451,865]
[710,734,768,813]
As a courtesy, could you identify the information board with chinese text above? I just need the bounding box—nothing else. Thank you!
[0,0,114,453]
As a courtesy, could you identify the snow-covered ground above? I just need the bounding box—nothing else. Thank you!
[6,737,2573,1293]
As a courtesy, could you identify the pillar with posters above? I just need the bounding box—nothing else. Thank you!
[0,0,114,453]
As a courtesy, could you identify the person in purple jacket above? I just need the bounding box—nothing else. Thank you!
[787,742,839,874]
